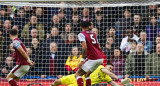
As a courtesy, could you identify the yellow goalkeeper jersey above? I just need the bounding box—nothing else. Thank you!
[60,65,112,86]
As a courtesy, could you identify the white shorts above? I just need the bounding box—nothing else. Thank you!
[82,59,103,72]
[10,65,30,78]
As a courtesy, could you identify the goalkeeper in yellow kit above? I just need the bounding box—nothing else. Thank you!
[51,63,129,86]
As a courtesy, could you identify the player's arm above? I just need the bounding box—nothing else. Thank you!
[81,41,87,59]
[13,40,34,66]
[108,81,120,86]
[101,68,118,80]
[78,33,87,60]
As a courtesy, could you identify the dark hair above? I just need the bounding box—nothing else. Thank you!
[73,11,78,16]
[124,9,131,13]
[114,47,122,54]
[19,7,24,11]
[80,21,91,28]
[96,11,102,16]
[128,39,137,44]
[9,29,18,36]
[106,63,114,67]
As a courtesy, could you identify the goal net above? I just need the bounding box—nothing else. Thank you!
[0,0,160,86]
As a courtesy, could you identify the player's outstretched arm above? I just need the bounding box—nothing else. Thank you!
[17,46,34,66]
[101,68,118,80]
[108,81,120,86]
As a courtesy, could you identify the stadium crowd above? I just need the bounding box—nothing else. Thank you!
[0,2,160,79]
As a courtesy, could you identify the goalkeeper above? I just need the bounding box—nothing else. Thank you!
[51,63,130,86]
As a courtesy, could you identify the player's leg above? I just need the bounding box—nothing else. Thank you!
[6,72,19,86]
[6,65,21,86]
[7,65,30,86]
[84,71,92,86]
[75,69,86,86]
[85,59,104,86]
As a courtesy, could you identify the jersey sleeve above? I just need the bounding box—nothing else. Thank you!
[13,40,21,49]
[78,33,86,42]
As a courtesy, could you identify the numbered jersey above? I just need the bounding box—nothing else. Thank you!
[78,30,103,60]
[13,38,29,65]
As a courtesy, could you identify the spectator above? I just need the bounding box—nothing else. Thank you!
[71,12,81,34]
[145,43,160,78]
[69,7,81,19]
[117,9,132,38]
[106,27,122,47]
[152,35,160,53]
[14,7,27,32]
[125,43,146,78]
[146,14,160,42]
[120,27,139,53]
[0,8,8,22]
[62,33,79,62]
[23,28,40,46]
[8,43,14,57]
[131,14,145,36]
[93,11,108,37]
[60,23,72,41]
[28,38,43,76]
[128,39,137,55]
[2,20,12,57]
[157,5,160,23]
[35,7,48,25]
[46,42,67,75]
[143,4,157,25]
[48,15,63,33]
[6,5,15,19]
[103,36,115,63]
[65,46,82,74]
[58,9,67,27]
[21,15,44,43]
[0,31,4,65]
[1,57,15,77]
[43,27,64,51]
[138,31,152,55]
[110,47,125,75]
[81,8,92,22]
[23,6,33,20]
[30,29,38,38]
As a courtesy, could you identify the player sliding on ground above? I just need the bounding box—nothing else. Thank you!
[6,29,34,86]
[51,63,130,86]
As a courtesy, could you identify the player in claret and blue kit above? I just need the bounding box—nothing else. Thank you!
[75,21,104,86]
[6,29,34,86]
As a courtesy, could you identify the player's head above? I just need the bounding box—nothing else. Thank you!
[80,21,91,30]
[106,63,114,72]
[9,29,18,37]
